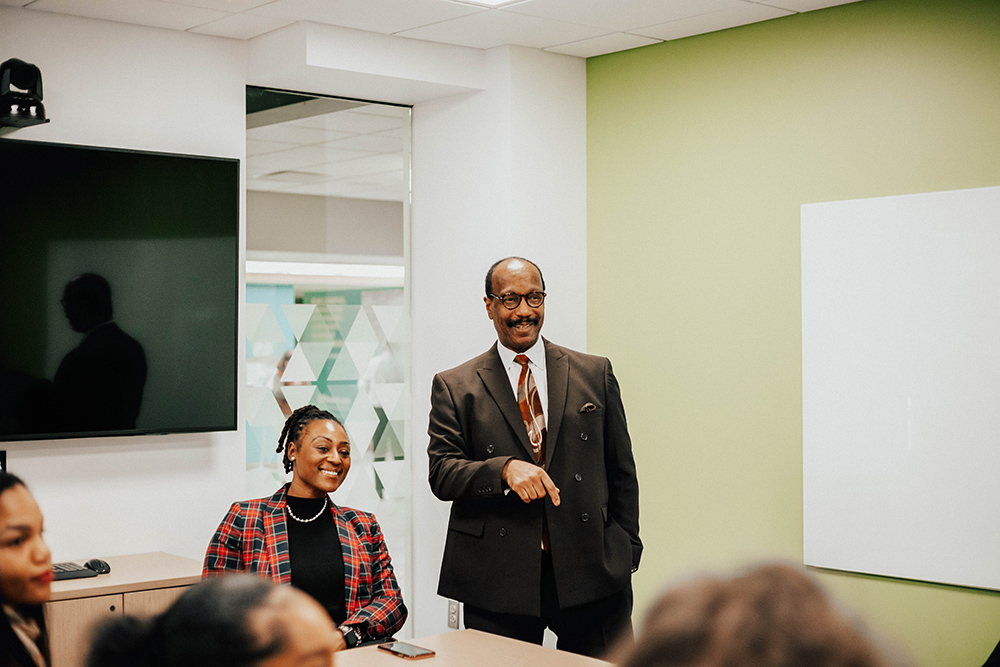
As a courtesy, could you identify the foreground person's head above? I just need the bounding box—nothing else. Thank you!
[618,563,902,667]
[87,574,340,667]
[0,471,52,607]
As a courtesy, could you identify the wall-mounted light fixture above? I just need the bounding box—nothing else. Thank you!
[1,58,50,134]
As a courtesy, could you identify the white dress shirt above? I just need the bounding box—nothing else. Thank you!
[495,338,548,416]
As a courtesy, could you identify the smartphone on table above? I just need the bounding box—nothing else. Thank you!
[377,641,436,660]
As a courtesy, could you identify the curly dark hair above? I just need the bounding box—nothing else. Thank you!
[274,404,342,474]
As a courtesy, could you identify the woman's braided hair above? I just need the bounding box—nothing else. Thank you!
[275,404,340,474]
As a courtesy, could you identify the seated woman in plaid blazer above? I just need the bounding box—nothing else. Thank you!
[203,405,407,650]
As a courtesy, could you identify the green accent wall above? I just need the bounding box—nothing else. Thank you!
[587,0,1000,664]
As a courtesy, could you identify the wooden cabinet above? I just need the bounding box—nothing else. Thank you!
[43,552,202,667]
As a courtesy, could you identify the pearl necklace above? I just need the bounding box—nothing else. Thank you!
[286,496,328,523]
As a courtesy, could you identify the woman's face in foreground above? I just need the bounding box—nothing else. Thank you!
[0,484,53,605]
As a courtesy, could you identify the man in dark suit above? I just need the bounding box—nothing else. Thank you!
[427,257,641,657]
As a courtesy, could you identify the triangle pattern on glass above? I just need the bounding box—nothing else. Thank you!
[344,389,379,456]
[373,420,405,461]
[372,305,405,343]
[345,341,380,377]
[250,390,287,428]
[250,305,288,344]
[373,460,408,499]
[326,346,359,382]
[246,423,264,466]
[373,383,405,421]
[282,345,318,383]
[245,303,269,341]
[281,303,317,341]
[281,385,319,413]
[323,304,362,340]
[299,342,335,377]
[299,306,335,343]
[245,385,267,425]
[343,464,381,512]
[347,308,379,343]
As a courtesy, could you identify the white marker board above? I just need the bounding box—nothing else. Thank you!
[802,185,1000,591]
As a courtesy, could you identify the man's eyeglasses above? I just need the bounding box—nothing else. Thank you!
[489,292,546,310]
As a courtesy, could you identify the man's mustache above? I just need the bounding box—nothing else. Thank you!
[506,317,539,327]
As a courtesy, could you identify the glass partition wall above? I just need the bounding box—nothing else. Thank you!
[243,87,411,630]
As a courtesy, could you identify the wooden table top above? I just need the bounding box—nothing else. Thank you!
[335,629,613,667]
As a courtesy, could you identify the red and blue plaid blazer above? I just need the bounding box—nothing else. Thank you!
[202,485,406,640]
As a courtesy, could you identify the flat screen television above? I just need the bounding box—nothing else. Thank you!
[0,138,239,442]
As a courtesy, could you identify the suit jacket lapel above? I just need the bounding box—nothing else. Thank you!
[477,344,535,459]
[544,339,568,468]
[267,487,292,585]
[334,504,359,613]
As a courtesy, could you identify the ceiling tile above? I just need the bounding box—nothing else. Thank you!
[632,3,792,41]
[505,0,746,33]
[351,104,411,119]
[320,153,405,179]
[246,124,351,145]
[188,12,294,39]
[249,145,369,177]
[248,0,484,35]
[325,134,405,154]
[760,0,863,11]
[247,137,300,156]
[544,32,661,58]
[166,0,271,10]
[396,8,607,50]
[293,110,406,134]
[28,0,228,31]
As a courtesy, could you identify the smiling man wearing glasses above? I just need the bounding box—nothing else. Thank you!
[427,256,641,658]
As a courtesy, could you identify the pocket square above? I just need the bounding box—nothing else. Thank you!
[580,402,597,413]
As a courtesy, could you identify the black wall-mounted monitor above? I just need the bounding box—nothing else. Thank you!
[0,138,239,442]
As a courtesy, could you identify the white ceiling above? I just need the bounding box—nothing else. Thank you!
[8,0,863,59]
[6,0,862,203]
[247,97,410,202]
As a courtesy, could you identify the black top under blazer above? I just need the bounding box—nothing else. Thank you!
[428,339,641,616]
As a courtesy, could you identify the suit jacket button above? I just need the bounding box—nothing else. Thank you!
[487,444,495,454]
[581,513,589,522]
[575,473,582,482]
[580,432,588,441]
[499,527,507,537]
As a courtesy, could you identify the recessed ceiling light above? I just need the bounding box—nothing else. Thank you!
[444,0,535,8]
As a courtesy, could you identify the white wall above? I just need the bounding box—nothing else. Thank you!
[0,7,248,562]
[408,45,587,636]
[1,7,586,638]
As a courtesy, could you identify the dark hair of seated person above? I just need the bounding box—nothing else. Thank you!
[616,562,905,667]
[86,575,287,667]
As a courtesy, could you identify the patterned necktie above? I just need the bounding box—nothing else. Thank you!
[514,354,546,465]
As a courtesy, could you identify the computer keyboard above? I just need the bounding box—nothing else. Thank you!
[52,561,98,581]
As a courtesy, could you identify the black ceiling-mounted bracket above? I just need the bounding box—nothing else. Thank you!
[1,58,50,135]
